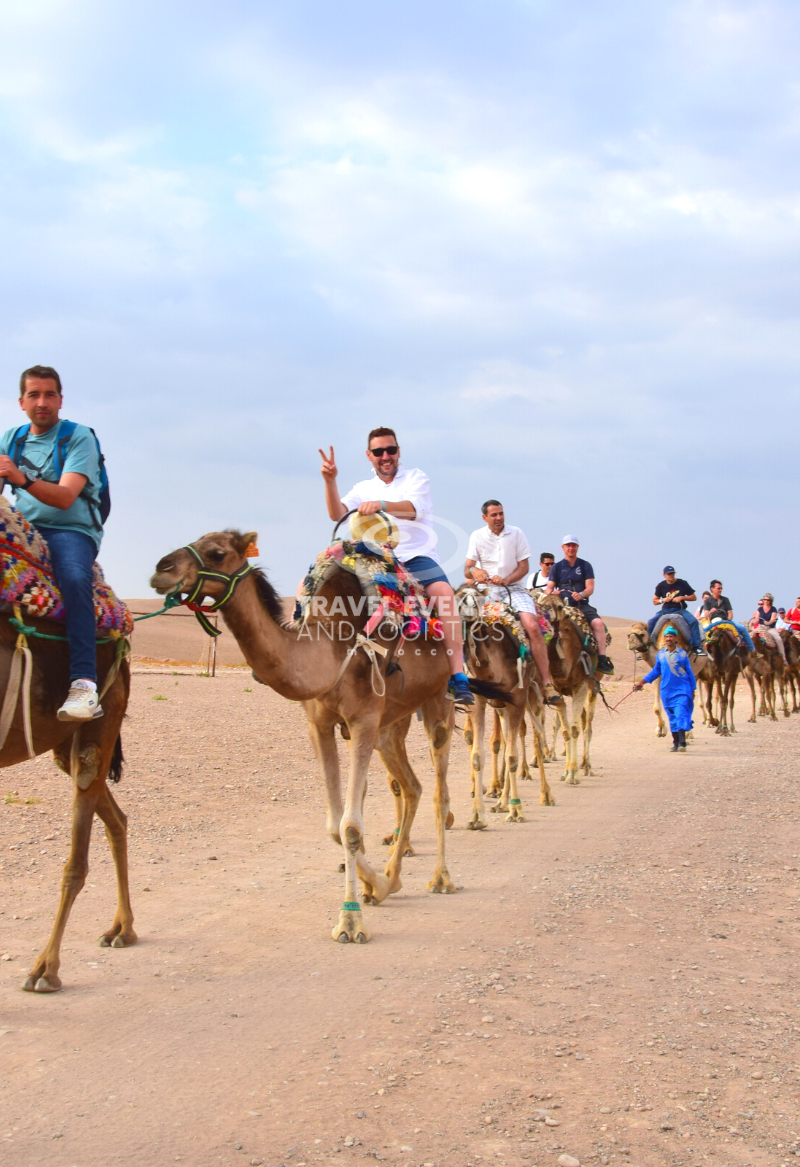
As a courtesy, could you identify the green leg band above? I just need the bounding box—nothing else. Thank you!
[342,901,361,912]
[509,798,521,805]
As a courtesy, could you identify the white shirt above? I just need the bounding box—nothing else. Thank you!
[526,568,551,591]
[466,523,530,584]
[340,465,440,564]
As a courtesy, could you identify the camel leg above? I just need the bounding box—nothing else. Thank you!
[463,711,474,748]
[376,721,422,895]
[332,717,390,943]
[728,675,737,734]
[519,712,532,780]
[526,699,555,806]
[563,685,588,785]
[746,671,757,722]
[546,707,558,762]
[95,782,137,949]
[382,776,416,855]
[466,697,489,830]
[495,708,512,813]
[501,705,526,822]
[488,710,504,798]
[716,678,732,736]
[779,671,790,718]
[23,769,101,993]
[421,696,456,894]
[653,677,667,737]
[580,689,598,776]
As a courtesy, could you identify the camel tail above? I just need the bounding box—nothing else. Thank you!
[468,678,515,704]
[107,735,124,784]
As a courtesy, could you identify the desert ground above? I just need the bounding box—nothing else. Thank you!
[1,611,798,1167]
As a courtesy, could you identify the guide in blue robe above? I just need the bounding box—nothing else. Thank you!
[641,646,696,732]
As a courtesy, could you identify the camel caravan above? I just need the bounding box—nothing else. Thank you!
[0,377,796,991]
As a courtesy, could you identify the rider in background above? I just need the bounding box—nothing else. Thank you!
[525,552,555,591]
[752,593,787,663]
[647,565,704,654]
[545,536,614,675]
[465,501,557,699]
[785,597,800,633]
[703,580,755,651]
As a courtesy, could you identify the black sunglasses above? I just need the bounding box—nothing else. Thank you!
[369,445,398,457]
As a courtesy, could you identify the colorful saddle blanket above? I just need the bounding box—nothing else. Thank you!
[0,496,133,635]
[476,599,556,658]
[531,589,611,655]
[707,620,741,642]
[297,539,443,639]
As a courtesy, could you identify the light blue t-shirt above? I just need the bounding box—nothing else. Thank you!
[0,420,102,552]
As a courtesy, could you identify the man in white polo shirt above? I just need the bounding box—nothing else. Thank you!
[465,499,555,694]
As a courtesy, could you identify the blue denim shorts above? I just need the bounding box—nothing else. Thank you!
[403,554,450,587]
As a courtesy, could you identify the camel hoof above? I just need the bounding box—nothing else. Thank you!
[540,793,555,806]
[505,808,526,822]
[565,775,581,785]
[381,833,395,846]
[23,974,61,993]
[582,767,594,777]
[445,811,454,830]
[338,862,346,873]
[467,817,488,831]
[331,909,371,944]
[426,872,456,894]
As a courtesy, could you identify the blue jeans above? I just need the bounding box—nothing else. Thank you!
[38,528,98,683]
[648,609,702,651]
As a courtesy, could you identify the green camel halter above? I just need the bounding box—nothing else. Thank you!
[180,544,254,637]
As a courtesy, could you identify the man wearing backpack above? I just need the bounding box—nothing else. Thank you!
[0,366,110,721]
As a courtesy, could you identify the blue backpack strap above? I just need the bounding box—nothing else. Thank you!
[8,423,31,465]
[52,419,78,478]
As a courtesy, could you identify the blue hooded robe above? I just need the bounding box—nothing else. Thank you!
[642,647,696,732]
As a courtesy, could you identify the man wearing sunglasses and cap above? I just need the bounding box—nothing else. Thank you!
[647,565,705,655]
[544,536,614,675]
[319,427,474,705]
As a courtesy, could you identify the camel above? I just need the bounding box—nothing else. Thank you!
[0,613,131,992]
[535,592,607,784]
[781,630,800,712]
[703,623,751,734]
[747,629,789,721]
[151,529,484,945]
[458,586,553,826]
[628,621,708,734]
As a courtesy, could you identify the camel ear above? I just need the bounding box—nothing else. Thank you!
[235,531,259,558]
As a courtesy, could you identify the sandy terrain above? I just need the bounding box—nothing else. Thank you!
[1,619,798,1167]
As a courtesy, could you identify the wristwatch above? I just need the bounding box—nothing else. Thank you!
[18,472,37,491]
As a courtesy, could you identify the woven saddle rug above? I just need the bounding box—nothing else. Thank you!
[0,496,133,635]
[296,539,443,639]
[476,599,552,659]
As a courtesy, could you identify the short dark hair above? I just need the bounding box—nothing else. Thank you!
[367,426,397,448]
[20,365,62,396]
[540,552,555,562]
[481,499,502,516]
[702,590,711,598]
[710,579,722,588]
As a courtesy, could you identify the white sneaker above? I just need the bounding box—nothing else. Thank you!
[57,684,104,721]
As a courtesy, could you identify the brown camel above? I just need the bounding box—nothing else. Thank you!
[703,623,750,734]
[458,586,553,825]
[535,593,605,784]
[781,630,800,712]
[747,629,789,720]
[0,614,132,992]
[628,621,709,733]
[151,530,472,945]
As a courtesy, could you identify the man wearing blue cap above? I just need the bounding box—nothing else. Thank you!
[545,536,613,675]
[633,626,695,751]
[648,566,704,655]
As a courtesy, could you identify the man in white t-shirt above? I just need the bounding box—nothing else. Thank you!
[319,426,474,705]
[465,500,555,694]
[525,552,555,592]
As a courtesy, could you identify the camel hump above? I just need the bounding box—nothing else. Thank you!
[652,612,691,647]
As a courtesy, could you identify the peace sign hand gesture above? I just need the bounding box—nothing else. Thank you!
[318,446,338,480]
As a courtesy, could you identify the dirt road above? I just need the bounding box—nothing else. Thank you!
[1,669,798,1167]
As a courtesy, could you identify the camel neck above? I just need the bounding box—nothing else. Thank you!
[219,573,351,702]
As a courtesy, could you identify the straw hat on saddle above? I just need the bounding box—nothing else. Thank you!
[348,509,400,550]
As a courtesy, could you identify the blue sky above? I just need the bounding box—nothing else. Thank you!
[0,0,798,617]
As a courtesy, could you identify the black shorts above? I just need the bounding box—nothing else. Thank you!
[572,599,599,624]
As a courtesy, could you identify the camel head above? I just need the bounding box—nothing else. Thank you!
[455,584,485,624]
[150,530,258,604]
[628,621,652,655]
[536,591,564,621]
